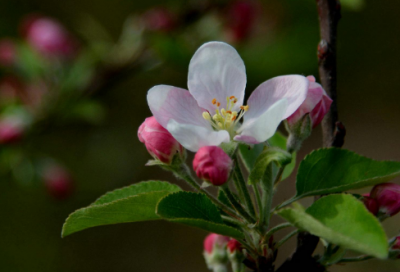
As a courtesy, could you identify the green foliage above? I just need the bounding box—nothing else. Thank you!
[92,181,181,205]
[278,194,388,259]
[239,132,296,180]
[62,181,181,237]
[248,147,292,185]
[295,148,400,199]
[156,192,244,239]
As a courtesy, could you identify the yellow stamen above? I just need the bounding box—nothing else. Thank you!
[229,96,236,100]
[221,108,226,116]
[202,112,211,120]
[217,102,221,107]
[233,99,238,104]
[232,116,237,121]
[226,110,232,114]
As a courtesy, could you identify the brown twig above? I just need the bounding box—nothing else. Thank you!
[317,0,342,148]
[276,1,342,271]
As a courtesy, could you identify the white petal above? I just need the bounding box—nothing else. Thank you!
[188,42,246,113]
[147,85,210,129]
[235,99,288,144]
[246,75,309,120]
[167,119,230,152]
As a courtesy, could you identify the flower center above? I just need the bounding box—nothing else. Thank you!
[202,96,248,136]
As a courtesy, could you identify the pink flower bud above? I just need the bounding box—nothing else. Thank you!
[193,146,232,186]
[287,76,333,129]
[370,183,400,217]
[393,236,400,250]
[142,8,175,32]
[225,0,256,42]
[138,116,183,164]
[21,15,77,58]
[204,233,230,254]
[0,39,17,66]
[227,239,242,254]
[0,117,24,144]
[43,164,74,200]
[362,193,379,215]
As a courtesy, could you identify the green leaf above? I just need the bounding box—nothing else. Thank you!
[92,180,181,205]
[239,131,296,180]
[157,192,244,239]
[62,181,180,237]
[248,147,292,185]
[277,194,388,259]
[295,148,400,199]
[62,191,173,237]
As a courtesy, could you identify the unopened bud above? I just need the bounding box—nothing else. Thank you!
[203,234,230,272]
[389,236,400,259]
[21,15,77,58]
[227,239,245,272]
[43,164,74,200]
[362,193,379,215]
[225,0,256,43]
[138,116,183,164]
[370,183,400,219]
[193,146,232,186]
[287,75,332,129]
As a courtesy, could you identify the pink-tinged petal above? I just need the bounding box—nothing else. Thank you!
[287,76,333,128]
[147,85,210,129]
[188,42,246,113]
[286,82,324,126]
[167,119,230,152]
[246,75,309,121]
[235,99,287,144]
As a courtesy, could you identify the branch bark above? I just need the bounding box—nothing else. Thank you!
[317,0,342,148]
[276,1,342,271]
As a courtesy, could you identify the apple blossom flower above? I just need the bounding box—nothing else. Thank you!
[21,15,77,58]
[43,164,74,200]
[0,39,17,66]
[370,183,400,218]
[203,233,230,272]
[193,146,232,186]
[147,42,309,152]
[138,116,183,164]
[287,75,332,129]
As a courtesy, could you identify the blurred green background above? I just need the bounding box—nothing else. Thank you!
[0,0,400,271]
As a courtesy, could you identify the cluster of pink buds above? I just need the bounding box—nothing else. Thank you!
[193,146,233,186]
[203,234,243,272]
[138,116,183,164]
[20,15,78,58]
[43,164,74,200]
[363,183,400,220]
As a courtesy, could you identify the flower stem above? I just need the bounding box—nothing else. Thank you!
[233,158,256,217]
[338,255,373,263]
[265,223,293,239]
[171,164,242,219]
[276,230,300,248]
[221,185,256,224]
[253,183,262,216]
[259,164,274,232]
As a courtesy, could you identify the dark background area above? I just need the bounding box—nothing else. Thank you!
[0,0,399,271]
